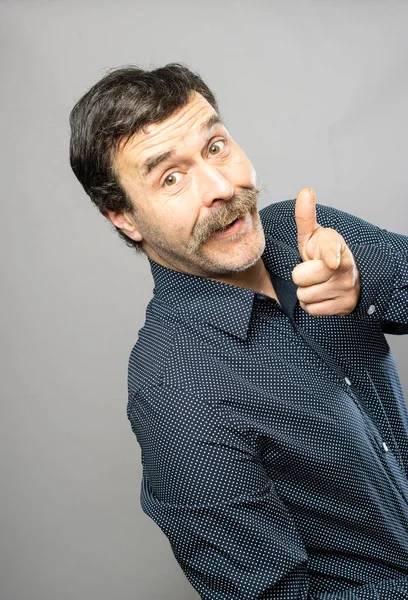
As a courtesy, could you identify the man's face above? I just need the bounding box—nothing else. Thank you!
[112,91,265,277]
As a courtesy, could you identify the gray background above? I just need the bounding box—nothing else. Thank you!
[1,1,407,599]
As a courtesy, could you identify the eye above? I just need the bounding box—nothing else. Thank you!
[163,172,181,187]
[208,140,226,155]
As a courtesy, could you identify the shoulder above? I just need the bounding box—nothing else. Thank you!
[127,300,181,396]
[127,299,220,399]
[259,198,343,232]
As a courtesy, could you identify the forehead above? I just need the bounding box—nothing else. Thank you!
[115,92,218,174]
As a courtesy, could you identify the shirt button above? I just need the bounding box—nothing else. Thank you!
[344,377,352,386]
[256,294,267,301]
[382,441,389,452]
[367,305,376,315]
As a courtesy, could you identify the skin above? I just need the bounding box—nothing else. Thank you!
[293,187,361,316]
[106,91,361,316]
[109,91,278,300]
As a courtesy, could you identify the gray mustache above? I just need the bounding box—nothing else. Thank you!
[202,186,261,236]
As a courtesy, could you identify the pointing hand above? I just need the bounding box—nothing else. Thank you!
[291,188,361,317]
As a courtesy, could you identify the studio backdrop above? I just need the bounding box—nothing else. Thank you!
[1,1,407,599]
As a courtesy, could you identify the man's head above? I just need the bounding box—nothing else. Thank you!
[70,63,265,278]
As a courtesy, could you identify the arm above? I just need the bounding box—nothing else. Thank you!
[295,199,408,333]
[128,382,310,599]
[288,190,408,328]
[348,227,408,334]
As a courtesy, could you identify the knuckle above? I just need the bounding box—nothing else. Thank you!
[335,298,354,316]
[323,228,341,243]
[297,288,306,302]
[342,253,357,274]
[291,267,301,285]
[307,304,327,317]
[347,299,357,313]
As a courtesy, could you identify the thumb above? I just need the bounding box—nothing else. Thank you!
[295,187,319,258]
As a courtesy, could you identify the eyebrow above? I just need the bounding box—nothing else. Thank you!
[141,113,224,178]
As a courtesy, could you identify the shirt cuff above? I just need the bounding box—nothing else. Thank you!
[348,242,395,321]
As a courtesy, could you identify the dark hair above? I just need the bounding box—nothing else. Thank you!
[69,63,219,254]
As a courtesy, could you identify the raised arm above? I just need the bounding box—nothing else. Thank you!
[287,189,407,332]
[349,227,408,334]
[313,201,408,334]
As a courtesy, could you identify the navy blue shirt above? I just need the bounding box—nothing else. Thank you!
[127,199,408,599]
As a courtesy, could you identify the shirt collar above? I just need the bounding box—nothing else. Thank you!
[147,233,302,340]
[261,233,302,320]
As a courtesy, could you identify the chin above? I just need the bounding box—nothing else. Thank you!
[228,250,263,273]
[204,235,265,275]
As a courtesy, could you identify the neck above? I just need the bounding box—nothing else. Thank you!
[147,250,275,298]
[210,257,272,296]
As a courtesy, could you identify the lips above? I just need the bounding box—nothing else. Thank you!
[211,214,247,239]
[216,217,238,232]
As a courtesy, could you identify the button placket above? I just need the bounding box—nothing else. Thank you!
[287,322,401,476]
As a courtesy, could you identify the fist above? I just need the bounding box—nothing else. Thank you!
[291,188,361,317]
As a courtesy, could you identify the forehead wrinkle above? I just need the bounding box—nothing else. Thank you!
[163,104,218,139]
[141,113,222,177]
[142,103,216,153]
[115,98,203,158]
[116,96,222,177]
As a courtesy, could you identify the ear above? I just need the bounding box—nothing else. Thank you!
[104,210,143,242]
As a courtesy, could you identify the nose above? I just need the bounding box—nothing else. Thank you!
[196,162,235,207]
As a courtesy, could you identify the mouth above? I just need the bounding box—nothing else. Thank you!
[217,217,239,232]
[212,214,246,238]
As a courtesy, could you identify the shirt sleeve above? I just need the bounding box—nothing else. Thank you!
[315,204,408,334]
[127,382,310,600]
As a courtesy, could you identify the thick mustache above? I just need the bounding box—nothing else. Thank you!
[194,186,262,242]
[208,206,246,233]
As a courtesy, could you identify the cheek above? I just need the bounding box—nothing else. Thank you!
[163,207,194,239]
[230,151,257,186]
[248,163,257,187]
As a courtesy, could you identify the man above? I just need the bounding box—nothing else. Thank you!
[69,63,408,599]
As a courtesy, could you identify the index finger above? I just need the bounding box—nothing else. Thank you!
[312,228,346,270]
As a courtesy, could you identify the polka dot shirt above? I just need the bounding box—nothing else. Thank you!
[127,200,408,599]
